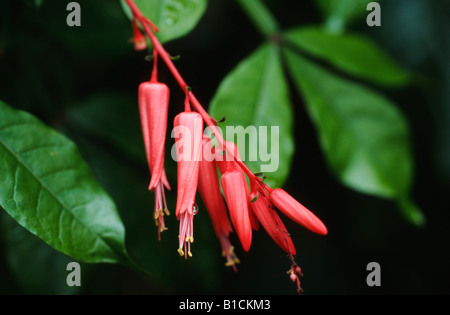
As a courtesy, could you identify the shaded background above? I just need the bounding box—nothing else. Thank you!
[0,0,449,294]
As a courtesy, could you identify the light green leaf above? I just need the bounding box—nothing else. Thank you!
[284,26,410,86]
[284,50,424,225]
[209,44,294,188]
[0,101,130,263]
[121,0,208,44]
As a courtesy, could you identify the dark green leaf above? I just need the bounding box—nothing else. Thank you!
[284,50,424,225]
[0,101,130,263]
[284,26,410,86]
[209,44,294,188]
[121,0,208,44]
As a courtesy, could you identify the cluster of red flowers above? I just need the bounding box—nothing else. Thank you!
[126,0,327,293]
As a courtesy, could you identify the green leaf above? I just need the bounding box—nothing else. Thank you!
[121,0,208,44]
[0,101,130,263]
[315,0,374,33]
[284,50,424,225]
[209,44,294,188]
[284,26,411,86]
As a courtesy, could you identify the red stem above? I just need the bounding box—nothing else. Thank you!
[150,49,158,82]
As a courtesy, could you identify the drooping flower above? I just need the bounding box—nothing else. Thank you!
[173,110,203,257]
[249,187,296,255]
[138,77,171,240]
[221,168,252,252]
[215,141,259,231]
[198,136,239,270]
[248,181,325,294]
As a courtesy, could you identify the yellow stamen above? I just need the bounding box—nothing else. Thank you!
[164,208,170,216]
[177,247,184,256]
[187,251,193,258]
[189,236,194,243]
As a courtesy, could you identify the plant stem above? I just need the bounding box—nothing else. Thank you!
[235,0,279,38]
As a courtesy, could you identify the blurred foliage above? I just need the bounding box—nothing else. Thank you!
[0,0,449,295]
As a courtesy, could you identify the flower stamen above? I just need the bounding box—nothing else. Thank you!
[178,211,194,259]
[154,181,169,240]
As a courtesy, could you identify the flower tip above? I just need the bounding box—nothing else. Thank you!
[134,38,147,51]
[270,188,328,236]
[306,212,328,236]
[316,223,328,236]
[242,239,251,252]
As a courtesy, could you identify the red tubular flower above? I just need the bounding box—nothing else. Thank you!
[131,18,147,51]
[199,137,233,237]
[139,81,171,190]
[215,141,259,231]
[173,111,203,257]
[269,188,328,236]
[138,78,171,240]
[221,169,252,252]
[198,137,239,270]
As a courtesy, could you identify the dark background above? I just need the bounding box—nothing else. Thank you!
[0,0,449,294]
